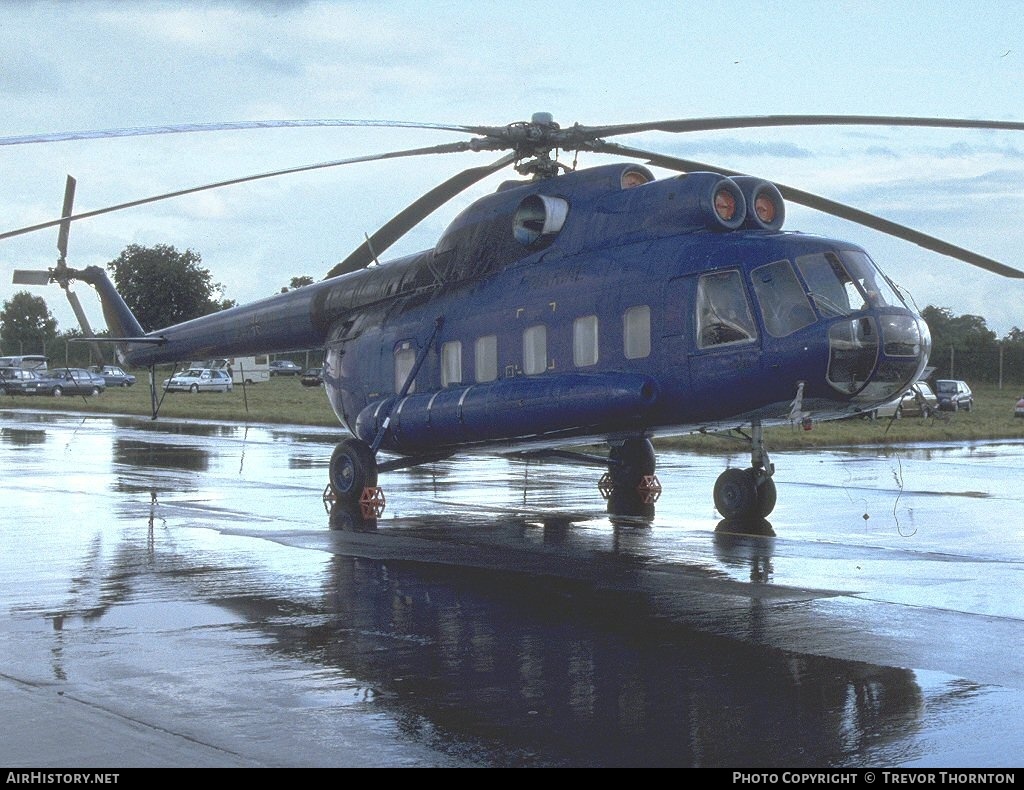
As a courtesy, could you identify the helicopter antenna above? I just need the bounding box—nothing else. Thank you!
[363,233,381,267]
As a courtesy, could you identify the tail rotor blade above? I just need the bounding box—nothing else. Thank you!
[12,270,53,285]
[57,175,77,259]
[65,288,106,366]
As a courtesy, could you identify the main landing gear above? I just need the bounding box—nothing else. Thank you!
[324,425,777,523]
[598,438,661,501]
[597,438,661,523]
[712,421,776,520]
[325,438,386,519]
[324,437,452,519]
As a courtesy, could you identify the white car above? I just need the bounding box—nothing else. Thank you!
[163,368,234,393]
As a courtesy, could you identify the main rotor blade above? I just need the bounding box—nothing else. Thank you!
[0,141,475,243]
[12,270,53,285]
[325,152,517,279]
[578,114,1024,140]
[57,175,76,259]
[0,119,486,147]
[593,140,1024,280]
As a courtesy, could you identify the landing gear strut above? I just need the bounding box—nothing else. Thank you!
[713,421,776,519]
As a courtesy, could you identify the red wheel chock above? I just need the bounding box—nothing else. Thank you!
[637,474,662,504]
[597,472,662,504]
[359,486,386,518]
[322,484,386,519]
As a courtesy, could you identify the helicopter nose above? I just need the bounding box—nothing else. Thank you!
[830,311,931,405]
[874,312,931,398]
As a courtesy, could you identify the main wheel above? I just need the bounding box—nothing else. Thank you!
[608,438,656,490]
[189,383,199,393]
[51,386,63,397]
[90,386,101,396]
[329,438,378,504]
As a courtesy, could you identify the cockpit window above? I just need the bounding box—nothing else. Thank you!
[840,250,905,309]
[797,250,905,317]
[750,260,816,337]
[696,270,757,348]
[796,252,858,317]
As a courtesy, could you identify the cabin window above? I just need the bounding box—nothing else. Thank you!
[751,260,816,337]
[696,270,757,348]
[573,315,599,367]
[623,305,651,359]
[475,335,498,382]
[394,342,417,394]
[523,325,547,375]
[441,341,462,387]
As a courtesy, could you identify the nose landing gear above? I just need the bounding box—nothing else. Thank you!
[713,421,777,520]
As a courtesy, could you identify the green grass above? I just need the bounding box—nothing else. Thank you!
[0,372,338,426]
[3,374,1023,449]
[658,383,1024,452]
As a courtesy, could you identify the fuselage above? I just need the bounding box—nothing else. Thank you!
[109,163,930,457]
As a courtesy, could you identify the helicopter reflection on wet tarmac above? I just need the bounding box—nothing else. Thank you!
[2,410,1024,767]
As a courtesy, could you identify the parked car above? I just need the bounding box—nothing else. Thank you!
[90,364,137,388]
[163,368,233,393]
[873,381,939,419]
[0,366,42,395]
[29,367,106,397]
[300,367,324,387]
[1015,396,1024,419]
[269,359,303,376]
[935,379,974,412]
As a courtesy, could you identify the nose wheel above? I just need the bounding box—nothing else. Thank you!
[713,421,777,520]
[714,468,776,519]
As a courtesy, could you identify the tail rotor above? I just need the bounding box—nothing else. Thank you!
[12,175,106,366]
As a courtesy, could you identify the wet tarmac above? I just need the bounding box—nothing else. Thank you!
[2,408,1024,768]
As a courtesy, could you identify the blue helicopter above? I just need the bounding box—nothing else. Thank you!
[8,113,1024,522]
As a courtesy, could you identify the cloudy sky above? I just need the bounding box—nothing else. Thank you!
[2,0,1023,337]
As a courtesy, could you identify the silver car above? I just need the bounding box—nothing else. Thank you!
[873,381,938,419]
[163,368,234,393]
[29,367,106,397]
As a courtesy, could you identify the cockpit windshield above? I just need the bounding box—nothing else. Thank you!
[796,250,906,317]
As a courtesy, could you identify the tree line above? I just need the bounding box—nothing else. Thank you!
[2,244,1023,386]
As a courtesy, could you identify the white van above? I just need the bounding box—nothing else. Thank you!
[191,356,271,385]
[0,355,49,371]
